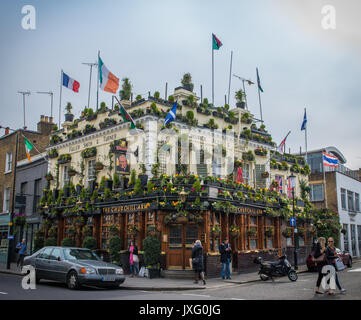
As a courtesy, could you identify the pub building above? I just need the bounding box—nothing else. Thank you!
[43,85,313,276]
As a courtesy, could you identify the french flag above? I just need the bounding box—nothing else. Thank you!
[62,72,80,92]
[323,152,339,167]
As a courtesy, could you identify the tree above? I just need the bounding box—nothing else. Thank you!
[143,236,161,268]
[119,77,132,100]
[311,208,342,245]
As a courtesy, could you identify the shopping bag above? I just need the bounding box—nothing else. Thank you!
[335,258,345,271]
[139,266,145,277]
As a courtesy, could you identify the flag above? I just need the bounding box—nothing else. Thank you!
[99,56,119,94]
[236,167,243,183]
[24,136,34,163]
[275,175,283,193]
[301,109,307,131]
[62,72,80,92]
[323,152,339,167]
[277,131,291,154]
[164,101,178,125]
[256,68,263,93]
[118,104,136,130]
[212,33,222,50]
[287,177,293,199]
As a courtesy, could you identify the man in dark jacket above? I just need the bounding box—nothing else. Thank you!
[219,238,232,279]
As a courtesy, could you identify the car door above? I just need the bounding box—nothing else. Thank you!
[48,248,66,282]
[35,247,53,279]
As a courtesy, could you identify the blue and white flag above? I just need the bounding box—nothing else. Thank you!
[301,109,307,131]
[163,100,178,125]
[323,152,338,168]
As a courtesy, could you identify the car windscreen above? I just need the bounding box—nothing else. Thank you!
[63,249,99,261]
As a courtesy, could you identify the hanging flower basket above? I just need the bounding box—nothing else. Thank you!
[261,171,269,178]
[265,227,275,238]
[45,173,53,181]
[282,228,293,238]
[230,230,240,239]
[68,168,77,177]
[95,162,104,171]
[246,227,257,238]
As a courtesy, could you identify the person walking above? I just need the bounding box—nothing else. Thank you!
[16,239,27,269]
[191,240,206,285]
[313,237,329,294]
[326,237,346,294]
[219,238,232,280]
[128,240,139,277]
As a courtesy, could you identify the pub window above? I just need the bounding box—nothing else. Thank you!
[101,214,116,249]
[248,216,258,249]
[33,179,41,213]
[255,164,266,189]
[128,213,134,224]
[62,165,70,187]
[169,225,182,249]
[147,212,154,223]
[214,212,220,224]
[87,159,96,187]
[264,217,274,249]
[242,163,250,185]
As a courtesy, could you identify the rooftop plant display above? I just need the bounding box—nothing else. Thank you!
[181,73,194,92]
[119,77,132,100]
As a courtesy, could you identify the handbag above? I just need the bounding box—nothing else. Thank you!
[312,253,326,262]
[335,258,345,271]
[133,254,139,263]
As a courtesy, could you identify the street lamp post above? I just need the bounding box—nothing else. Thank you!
[289,173,299,270]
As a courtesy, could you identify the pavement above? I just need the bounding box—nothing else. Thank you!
[0,262,310,291]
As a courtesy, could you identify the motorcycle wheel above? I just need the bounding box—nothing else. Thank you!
[288,270,298,282]
[260,273,269,281]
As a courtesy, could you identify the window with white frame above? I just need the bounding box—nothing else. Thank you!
[87,159,96,187]
[341,188,346,210]
[310,184,324,202]
[3,188,10,212]
[62,166,70,187]
[243,163,250,185]
[5,152,12,173]
[347,190,354,211]
[355,193,360,212]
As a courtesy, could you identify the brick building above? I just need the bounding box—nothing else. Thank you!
[0,115,53,263]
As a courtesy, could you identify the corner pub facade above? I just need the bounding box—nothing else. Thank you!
[44,86,313,276]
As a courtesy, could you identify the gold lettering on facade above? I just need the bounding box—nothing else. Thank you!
[103,203,148,214]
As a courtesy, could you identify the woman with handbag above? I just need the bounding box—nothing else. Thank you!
[191,240,206,285]
[128,240,139,277]
[313,237,328,294]
[326,237,346,294]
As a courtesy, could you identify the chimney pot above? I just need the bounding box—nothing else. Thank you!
[41,115,45,121]
[45,116,49,123]
[5,127,9,135]
[49,116,53,124]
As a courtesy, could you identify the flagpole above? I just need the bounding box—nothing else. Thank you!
[227,51,233,105]
[21,133,49,163]
[96,51,100,112]
[59,70,63,128]
[304,107,308,164]
[323,160,328,209]
[257,68,263,122]
[212,38,214,106]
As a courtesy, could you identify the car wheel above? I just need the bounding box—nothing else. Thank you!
[347,259,352,268]
[288,270,298,282]
[67,271,80,290]
[260,273,269,281]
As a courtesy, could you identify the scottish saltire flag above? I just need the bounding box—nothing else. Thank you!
[323,152,339,167]
[256,68,263,93]
[301,109,307,131]
[275,175,283,193]
[164,100,178,125]
[62,72,80,92]
[212,33,222,50]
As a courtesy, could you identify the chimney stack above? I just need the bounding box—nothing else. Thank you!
[37,115,53,136]
[5,127,10,135]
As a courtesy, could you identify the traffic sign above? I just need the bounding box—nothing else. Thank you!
[7,235,14,240]
[290,217,296,227]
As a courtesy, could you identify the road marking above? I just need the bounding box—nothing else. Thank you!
[348,267,361,272]
[182,294,211,298]
[0,292,8,295]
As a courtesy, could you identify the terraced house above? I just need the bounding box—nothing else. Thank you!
[41,82,313,276]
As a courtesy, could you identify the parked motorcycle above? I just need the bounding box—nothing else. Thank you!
[253,254,298,282]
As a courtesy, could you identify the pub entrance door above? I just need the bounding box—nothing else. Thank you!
[167,224,199,270]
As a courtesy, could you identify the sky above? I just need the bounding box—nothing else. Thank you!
[0,0,360,169]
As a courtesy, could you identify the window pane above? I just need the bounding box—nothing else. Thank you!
[311,184,324,201]
[341,189,346,210]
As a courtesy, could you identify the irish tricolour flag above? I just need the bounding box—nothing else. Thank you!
[99,56,119,94]
[24,137,34,163]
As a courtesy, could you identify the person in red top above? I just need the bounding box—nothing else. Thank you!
[326,237,346,294]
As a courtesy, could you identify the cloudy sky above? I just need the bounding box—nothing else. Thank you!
[1,0,360,169]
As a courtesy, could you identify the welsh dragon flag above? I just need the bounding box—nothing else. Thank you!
[119,104,136,130]
[24,136,34,162]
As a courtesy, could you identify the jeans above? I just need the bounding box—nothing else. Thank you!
[130,263,139,275]
[17,254,25,268]
[222,259,231,279]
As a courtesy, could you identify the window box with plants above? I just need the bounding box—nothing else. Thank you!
[50,135,62,146]
[99,117,117,129]
[67,129,82,140]
[57,154,71,164]
[48,148,59,159]
[254,147,268,157]
[242,150,255,162]
[81,147,97,159]
[247,227,257,238]
[83,124,96,135]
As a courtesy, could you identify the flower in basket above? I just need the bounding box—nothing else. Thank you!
[247,227,257,238]
[265,226,275,237]
[128,225,139,233]
[211,225,221,233]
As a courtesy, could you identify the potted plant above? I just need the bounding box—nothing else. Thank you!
[48,148,59,159]
[64,102,74,122]
[143,236,161,279]
[235,89,246,109]
[247,227,257,238]
[181,73,194,92]
[211,225,221,238]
